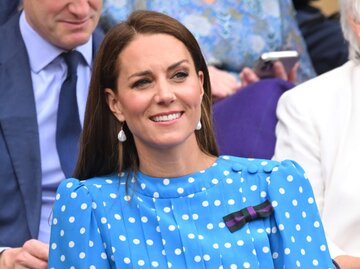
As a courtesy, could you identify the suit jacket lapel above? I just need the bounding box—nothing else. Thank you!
[0,13,42,238]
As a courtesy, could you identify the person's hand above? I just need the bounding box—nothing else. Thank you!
[208,65,242,101]
[240,61,299,88]
[334,255,360,269]
[0,239,48,269]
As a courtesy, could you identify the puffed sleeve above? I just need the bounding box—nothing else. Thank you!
[48,178,112,269]
[266,160,334,268]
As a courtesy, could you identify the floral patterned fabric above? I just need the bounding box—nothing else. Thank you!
[102,0,316,83]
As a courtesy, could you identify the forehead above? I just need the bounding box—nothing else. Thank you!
[118,33,194,70]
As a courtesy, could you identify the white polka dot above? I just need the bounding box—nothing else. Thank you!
[206,223,214,230]
[287,175,293,182]
[60,229,64,236]
[211,178,219,184]
[296,261,301,267]
[153,192,159,198]
[90,265,96,269]
[92,202,97,209]
[101,252,107,259]
[214,200,221,206]
[284,248,291,255]
[128,217,136,223]
[119,235,126,241]
[69,216,75,223]
[243,262,250,268]
[285,212,290,218]
[146,239,154,246]
[224,242,231,248]
[192,214,199,220]
[314,221,320,228]
[61,205,66,212]
[202,201,209,207]
[140,183,146,189]
[188,233,195,239]
[237,240,244,246]
[79,252,85,259]
[302,211,307,218]
[138,260,145,266]
[101,217,107,224]
[271,201,278,207]
[228,199,235,205]
[70,192,77,199]
[177,187,184,194]
[279,188,285,194]
[250,185,257,191]
[151,261,159,267]
[133,239,140,245]
[306,235,312,242]
[56,193,60,200]
[292,199,298,206]
[301,249,306,255]
[51,243,57,250]
[308,197,314,204]
[188,177,195,183]
[313,259,319,266]
[272,252,279,259]
[272,167,279,172]
[194,255,201,262]
[278,224,284,231]
[261,161,268,166]
[124,257,131,264]
[203,254,210,261]
[182,214,189,220]
[320,245,326,251]
[53,218,58,225]
[60,255,65,262]
[224,170,230,176]
[105,179,113,184]
[262,246,269,253]
[163,207,171,213]
[218,222,226,228]
[213,243,219,249]
[109,193,117,199]
[114,214,121,220]
[66,182,73,188]
[124,195,131,201]
[89,240,94,247]
[168,225,176,231]
[260,191,267,198]
[198,234,204,240]
[174,248,182,255]
[68,241,75,248]
[226,178,233,184]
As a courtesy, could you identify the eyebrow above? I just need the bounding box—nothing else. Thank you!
[128,59,189,79]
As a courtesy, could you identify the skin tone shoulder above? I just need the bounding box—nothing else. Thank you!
[0,0,102,268]
[106,33,216,178]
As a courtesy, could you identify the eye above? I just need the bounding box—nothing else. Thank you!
[131,78,151,89]
[173,71,188,81]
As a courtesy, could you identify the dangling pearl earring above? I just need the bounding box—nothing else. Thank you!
[196,120,202,130]
[117,128,127,142]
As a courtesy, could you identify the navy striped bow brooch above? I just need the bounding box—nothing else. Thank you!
[223,200,274,233]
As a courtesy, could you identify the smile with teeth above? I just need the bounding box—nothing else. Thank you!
[151,112,182,122]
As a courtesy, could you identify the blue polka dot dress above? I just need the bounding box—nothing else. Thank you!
[48,156,335,268]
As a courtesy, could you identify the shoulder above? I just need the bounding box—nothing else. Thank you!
[56,174,122,204]
[218,155,304,177]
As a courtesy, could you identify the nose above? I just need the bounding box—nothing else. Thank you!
[154,80,176,105]
[68,0,91,18]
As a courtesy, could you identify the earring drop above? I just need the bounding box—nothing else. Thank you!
[196,120,202,130]
[117,128,127,142]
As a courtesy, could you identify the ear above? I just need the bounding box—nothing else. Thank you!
[104,88,126,122]
[198,70,205,100]
[348,16,360,42]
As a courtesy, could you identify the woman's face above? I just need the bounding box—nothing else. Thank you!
[106,33,204,152]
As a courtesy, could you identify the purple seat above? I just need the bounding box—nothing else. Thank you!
[212,78,294,159]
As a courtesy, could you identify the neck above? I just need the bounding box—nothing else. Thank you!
[136,136,216,178]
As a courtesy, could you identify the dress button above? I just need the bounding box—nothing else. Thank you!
[247,164,258,174]
[263,164,275,173]
[232,164,244,172]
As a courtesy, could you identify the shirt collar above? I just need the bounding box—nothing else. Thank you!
[19,11,93,73]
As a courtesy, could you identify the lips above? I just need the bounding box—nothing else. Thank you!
[150,112,182,122]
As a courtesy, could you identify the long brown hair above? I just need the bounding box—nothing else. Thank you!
[74,10,218,180]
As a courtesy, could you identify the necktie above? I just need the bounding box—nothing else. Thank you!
[56,50,82,178]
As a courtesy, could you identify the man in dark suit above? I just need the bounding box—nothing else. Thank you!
[0,0,103,267]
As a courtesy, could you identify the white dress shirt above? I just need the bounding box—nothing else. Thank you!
[273,60,360,258]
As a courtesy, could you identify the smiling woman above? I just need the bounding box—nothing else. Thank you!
[48,10,336,269]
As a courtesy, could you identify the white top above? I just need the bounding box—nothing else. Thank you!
[273,60,360,258]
